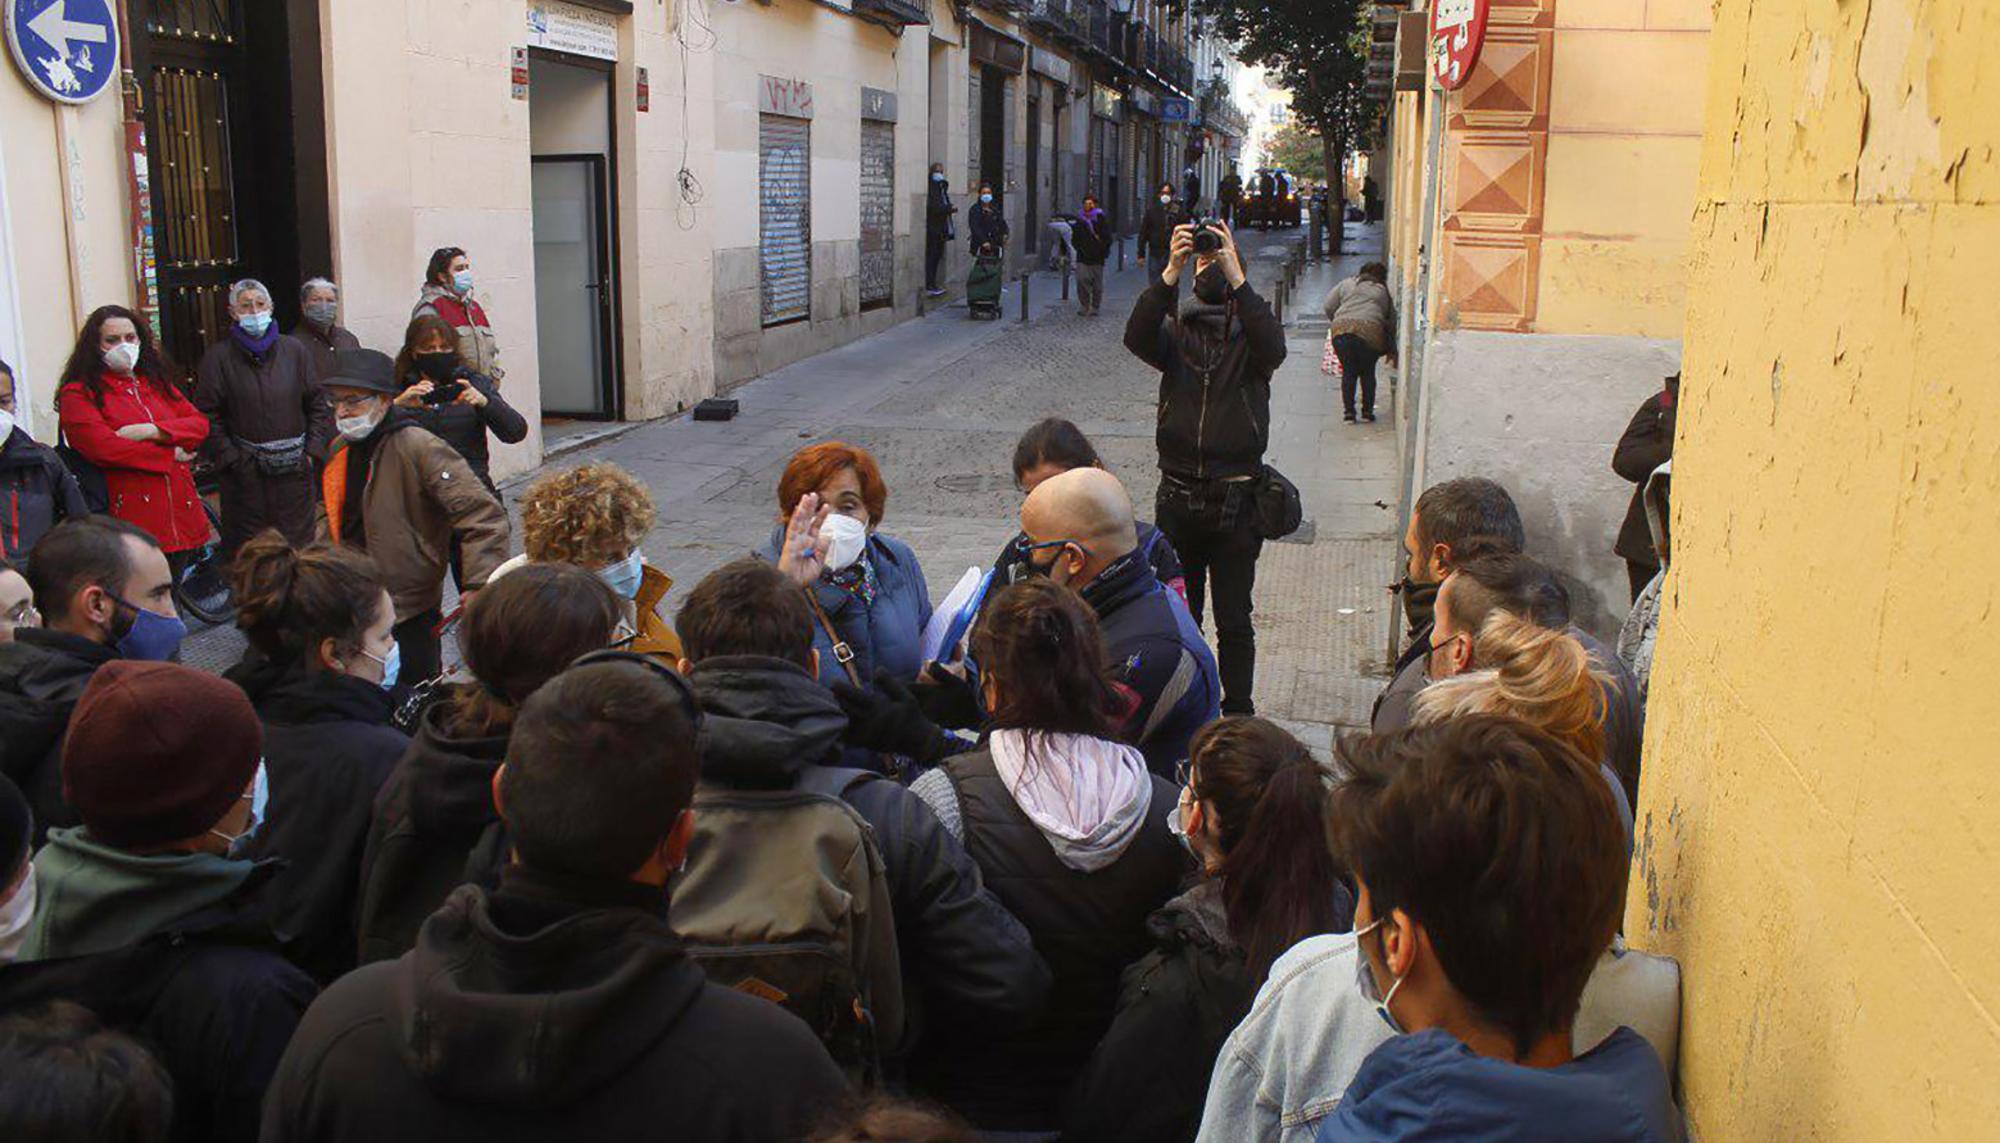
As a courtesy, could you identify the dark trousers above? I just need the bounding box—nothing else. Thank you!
[1157,477,1264,714]
[926,229,947,290]
[392,608,444,687]
[1332,333,1383,417]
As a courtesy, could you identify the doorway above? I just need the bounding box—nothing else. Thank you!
[529,53,619,419]
[979,64,1007,205]
[1025,88,1041,254]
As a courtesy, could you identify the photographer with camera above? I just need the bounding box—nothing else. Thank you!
[390,314,526,502]
[1123,219,1286,716]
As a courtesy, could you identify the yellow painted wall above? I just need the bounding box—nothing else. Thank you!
[1537,3,1708,336]
[1633,0,2000,1138]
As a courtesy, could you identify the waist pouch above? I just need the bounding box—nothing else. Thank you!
[237,435,307,476]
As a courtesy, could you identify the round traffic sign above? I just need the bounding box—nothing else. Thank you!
[1430,0,1491,92]
[6,0,121,105]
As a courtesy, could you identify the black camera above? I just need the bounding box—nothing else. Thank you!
[1191,219,1226,255]
[420,380,460,407]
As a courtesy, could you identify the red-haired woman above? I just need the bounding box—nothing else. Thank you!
[56,306,210,559]
[764,440,933,692]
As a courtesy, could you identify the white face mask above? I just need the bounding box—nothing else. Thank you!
[336,405,383,441]
[103,341,141,375]
[0,408,16,442]
[1160,194,1173,205]
[0,863,34,963]
[821,513,868,573]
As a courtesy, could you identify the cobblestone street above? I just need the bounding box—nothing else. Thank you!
[184,226,1400,746]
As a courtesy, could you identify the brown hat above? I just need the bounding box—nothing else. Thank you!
[62,661,262,849]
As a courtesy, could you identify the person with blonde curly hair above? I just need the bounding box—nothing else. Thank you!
[500,462,680,658]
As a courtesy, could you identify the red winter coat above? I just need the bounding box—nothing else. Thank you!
[58,374,211,553]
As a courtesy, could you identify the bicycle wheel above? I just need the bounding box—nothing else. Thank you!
[172,499,235,627]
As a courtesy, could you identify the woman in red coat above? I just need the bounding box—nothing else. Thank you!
[56,305,211,557]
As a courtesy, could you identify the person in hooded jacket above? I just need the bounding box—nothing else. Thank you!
[411,245,503,381]
[391,312,527,499]
[262,656,849,1143]
[316,348,511,685]
[355,564,624,964]
[56,305,210,559]
[0,356,89,562]
[908,579,1187,1130]
[193,279,328,559]
[0,517,182,841]
[1068,717,1353,1143]
[0,660,317,1143]
[1312,718,1681,1143]
[1125,219,1286,716]
[224,531,406,982]
[675,558,1051,1050]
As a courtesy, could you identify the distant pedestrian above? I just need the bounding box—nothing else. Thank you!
[195,278,326,559]
[1323,261,1397,423]
[1612,373,1678,602]
[0,1001,175,1143]
[968,183,1008,255]
[1124,219,1287,715]
[0,355,89,563]
[1218,166,1243,226]
[56,305,209,560]
[411,245,502,381]
[264,656,851,1143]
[926,162,956,296]
[1071,195,1111,316]
[290,277,359,464]
[315,348,510,684]
[1184,165,1203,212]
[1139,182,1191,282]
[391,313,527,499]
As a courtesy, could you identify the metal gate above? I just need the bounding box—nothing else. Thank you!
[1088,118,1106,203]
[859,119,894,310]
[759,114,811,326]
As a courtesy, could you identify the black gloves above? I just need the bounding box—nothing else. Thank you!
[833,670,960,766]
[913,661,985,731]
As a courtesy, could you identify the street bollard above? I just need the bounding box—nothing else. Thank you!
[1020,271,1031,323]
[1061,258,1071,301]
[1117,236,1126,273]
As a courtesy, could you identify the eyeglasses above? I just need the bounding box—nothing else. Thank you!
[1012,535,1090,558]
[3,600,38,627]
[1173,759,1198,791]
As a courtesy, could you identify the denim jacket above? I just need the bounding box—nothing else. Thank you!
[1196,934,1681,1143]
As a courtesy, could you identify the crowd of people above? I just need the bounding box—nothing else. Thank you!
[0,221,1684,1143]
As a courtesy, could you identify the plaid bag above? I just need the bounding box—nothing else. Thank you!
[1321,332,1343,377]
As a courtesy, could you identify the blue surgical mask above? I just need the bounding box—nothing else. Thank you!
[210,761,266,855]
[980,193,993,204]
[360,643,400,691]
[1353,917,1407,1033]
[598,548,645,601]
[1166,784,1199,858]
[237,311,272,337]
[111,596,187,662]
[931,171,946,182]
[452,269,475,295]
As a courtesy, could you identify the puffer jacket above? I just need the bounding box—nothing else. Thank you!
[759,527,933,691]
[0,426,88,561]
[57,374,210,553]
[395,366,528,494]
[690,654,1051,1038]
[412,284,503,380]
[317,411,510,623]
[1125,280,1288,481]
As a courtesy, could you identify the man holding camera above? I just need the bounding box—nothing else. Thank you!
[1123,220,1287,716]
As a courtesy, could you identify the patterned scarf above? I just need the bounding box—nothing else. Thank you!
[824,548,878,607]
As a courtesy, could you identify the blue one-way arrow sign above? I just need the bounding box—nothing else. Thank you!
[6,0,120,105]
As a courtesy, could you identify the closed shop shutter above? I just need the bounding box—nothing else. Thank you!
[760,114,811,326]
[859,119,895,309]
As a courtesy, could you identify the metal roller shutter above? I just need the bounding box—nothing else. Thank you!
[859,119,895,309]
[760,114,811,326]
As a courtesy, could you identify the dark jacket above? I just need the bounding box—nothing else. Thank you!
[1316,1026,1683,1143]
[688,654,1050,1033]
[398,367,528,494]
[1612,382,1677,568]
[230,658,408,982]
[969,200,1009,251]
[759,528,933,693]
[1140,199,1191,261]
[0,628,117,842]
[1126,280,1288,481]
[194,333,327,551]
[0,426,88,561]
[1067,882,1259,1143]
[261,865,849,1143]
[1082,549,1222,776]
[354,693,510,964]
[290,321,361,463]
[909,748,1185,1128]
[926,177,957,238]
[1071,211,1112,265]
[0,847,316,1143]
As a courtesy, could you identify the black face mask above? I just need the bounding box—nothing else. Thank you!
[1193,267,1230,305]
[1393,575,1439,635]
[415,351,459,381]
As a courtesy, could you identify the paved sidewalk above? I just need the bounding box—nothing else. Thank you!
[181,226,1404,750]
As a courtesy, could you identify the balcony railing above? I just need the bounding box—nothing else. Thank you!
[853,0,930,24]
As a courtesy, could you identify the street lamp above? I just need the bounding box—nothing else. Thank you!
[1210,57,1225,80]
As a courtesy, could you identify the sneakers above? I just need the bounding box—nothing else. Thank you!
[1343,411,1358,424]
[926,287,946,298]
[1362,410,1377,423]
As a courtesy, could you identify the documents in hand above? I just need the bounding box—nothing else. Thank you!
[919,566,994,668]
